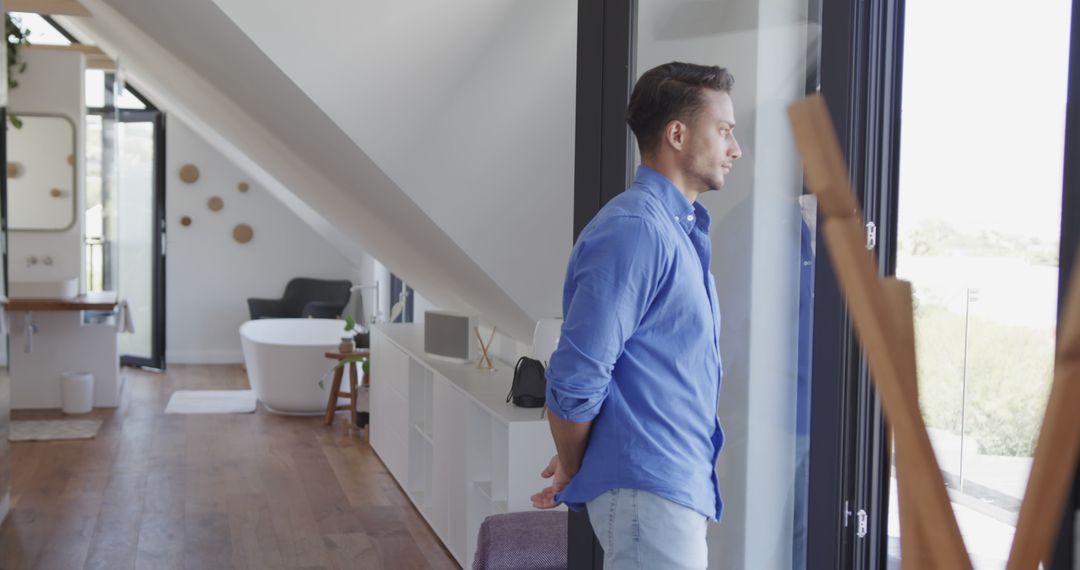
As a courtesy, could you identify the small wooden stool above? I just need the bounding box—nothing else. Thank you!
[323,350,369,428]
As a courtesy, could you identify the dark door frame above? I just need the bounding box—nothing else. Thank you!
[1051,0,1080,566]
[570,1,636,567]
[572,0,636,242]
[803,0,909,562]
[103,109,167,370]
[93,76,167,370]
[1,109,8,296]
[815,0,908,567]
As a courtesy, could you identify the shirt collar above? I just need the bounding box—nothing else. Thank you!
[633,165,711,235]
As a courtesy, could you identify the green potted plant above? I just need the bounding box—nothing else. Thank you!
[339,315,359,353]
[6,14,30,129]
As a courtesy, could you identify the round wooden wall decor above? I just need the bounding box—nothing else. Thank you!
[50,188,63,198]
[180,216,192,227]
[233,224,254,244]
[238,182,249,193]
[208,196,224,212]
[179,164,200,184]
[7,162,19,178]
[66,154,75,166]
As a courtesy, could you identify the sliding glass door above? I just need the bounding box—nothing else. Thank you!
[115,113,165,369]
[86,72,166,369]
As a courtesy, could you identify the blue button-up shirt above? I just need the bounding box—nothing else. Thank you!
[546,165,725,521]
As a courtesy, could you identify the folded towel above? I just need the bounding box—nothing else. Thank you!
[116,299,135,334]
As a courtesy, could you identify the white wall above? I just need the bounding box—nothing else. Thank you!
[362,261,529,365]
[7,116,78,231]
[60,0,542,343]
[636,1,816,568]
[8,50,86,292]
[165,116,361,363]
[208,0,576,326]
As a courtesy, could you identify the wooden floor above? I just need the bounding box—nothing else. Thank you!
[0,365,459,570]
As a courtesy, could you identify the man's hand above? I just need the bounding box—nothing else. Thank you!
[530,454,572,509]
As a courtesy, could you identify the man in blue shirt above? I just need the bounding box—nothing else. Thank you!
[530,62,742,569]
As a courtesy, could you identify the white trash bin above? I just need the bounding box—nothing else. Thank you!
[61,372,94,414]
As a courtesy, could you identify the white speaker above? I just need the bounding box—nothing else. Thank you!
[424,311,478,362]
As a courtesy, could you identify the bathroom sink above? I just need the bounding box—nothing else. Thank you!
[9,278,79,299]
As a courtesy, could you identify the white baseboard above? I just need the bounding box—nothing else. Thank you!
[166,349,244,365]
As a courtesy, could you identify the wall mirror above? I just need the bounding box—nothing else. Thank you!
[7,113,77,231]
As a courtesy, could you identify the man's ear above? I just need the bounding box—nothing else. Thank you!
[665,120,686,152]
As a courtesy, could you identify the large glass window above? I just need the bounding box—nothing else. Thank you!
[886,0,1073,567]
[8,13,70,46]
[634,2,821,568]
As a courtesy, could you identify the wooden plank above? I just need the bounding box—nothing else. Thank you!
[8,291,118,311]
[788,95,972,569]
[324,366,345,426]
[1007,250,1080,569]
[21,45,117,70]
[785,96,859,218]
[86,54,117,71]
[22,43,104,56]
[882,279,935,570]
[6,0,90,16]
[325,350,370,360]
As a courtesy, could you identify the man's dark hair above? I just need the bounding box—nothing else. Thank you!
[626,62,735,154]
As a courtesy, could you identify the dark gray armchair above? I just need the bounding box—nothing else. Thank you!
[247,278,353,320]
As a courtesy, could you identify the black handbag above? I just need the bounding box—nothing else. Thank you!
[507,356,547,408]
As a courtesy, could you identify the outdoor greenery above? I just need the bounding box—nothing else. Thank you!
[914,300,1055,457]
[900,218,1059,267]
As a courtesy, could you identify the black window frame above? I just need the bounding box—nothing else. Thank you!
[570,1,636,566]
[1051,0,1080,566]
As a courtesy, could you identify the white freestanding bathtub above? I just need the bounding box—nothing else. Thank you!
[239,318,344,415]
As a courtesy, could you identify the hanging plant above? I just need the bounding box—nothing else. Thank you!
[6,14,31,128]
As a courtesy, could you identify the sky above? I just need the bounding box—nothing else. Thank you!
[897,0,1073,245]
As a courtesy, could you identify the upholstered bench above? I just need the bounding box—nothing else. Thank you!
[473,511,568,570]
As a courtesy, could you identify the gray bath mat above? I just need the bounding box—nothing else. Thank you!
[10,419,103,441]
[165,389,257,414]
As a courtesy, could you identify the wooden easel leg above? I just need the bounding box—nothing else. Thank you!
[348,363,359,428]
[324,365,344,426]
[1007,251,1080,570]
[788,95,971,569]
[883,279,936,570]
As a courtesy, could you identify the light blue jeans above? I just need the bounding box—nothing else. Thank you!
[586,488,709,569]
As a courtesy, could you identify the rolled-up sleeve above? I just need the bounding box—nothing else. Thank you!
[545,215,669,422]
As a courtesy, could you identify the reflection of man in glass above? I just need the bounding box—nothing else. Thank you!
[531,62,742,569]
[792,200,816,570]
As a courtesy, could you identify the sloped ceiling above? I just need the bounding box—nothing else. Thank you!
[57,0,570,341]
[205,0,576,324]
